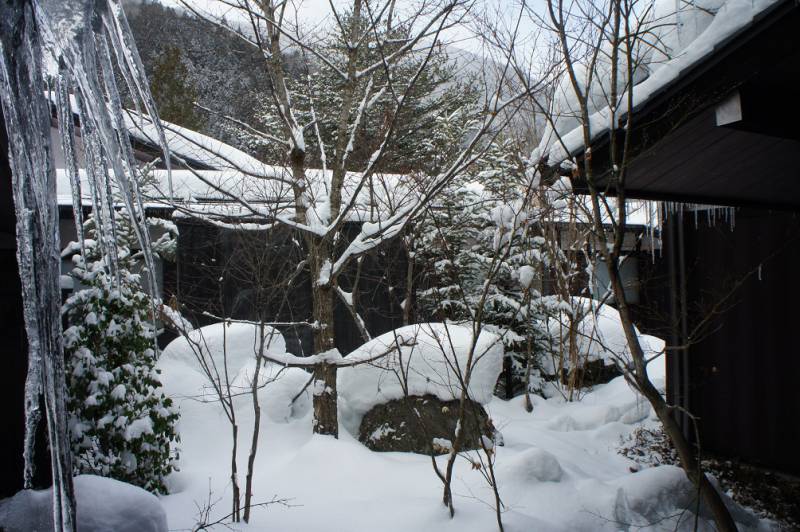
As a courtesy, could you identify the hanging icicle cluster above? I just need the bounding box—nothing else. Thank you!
[0,0,170,530]
[663,201,737,231]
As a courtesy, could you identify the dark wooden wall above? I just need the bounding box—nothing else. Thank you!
[666,207,800,474]
[176,218,408,356]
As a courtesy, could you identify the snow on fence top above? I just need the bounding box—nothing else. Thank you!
[535,0,783,164]
[55,115,416,223]
[338,323,504,417]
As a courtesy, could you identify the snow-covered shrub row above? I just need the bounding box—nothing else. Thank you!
[338,323,504,419]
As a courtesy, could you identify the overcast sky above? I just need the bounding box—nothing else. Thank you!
[156,0,544,57]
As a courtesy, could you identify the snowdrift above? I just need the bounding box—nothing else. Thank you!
[544,297,665,372]
[161,321,286,377]
[158,322,311,422]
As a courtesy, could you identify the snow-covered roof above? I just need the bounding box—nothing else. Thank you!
[56,166,416,225]
[461,178,660,229]
[55,107,416,220]
[535,0,785,163]
[122,111,268,175]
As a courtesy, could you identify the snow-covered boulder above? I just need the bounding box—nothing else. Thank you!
[339,323,504,419]
[358,395,495,454]
[160,321,286,378]
[338,323,503,449]
[500,447,564,483]
[609,465,759,529]
[0,475,167,532]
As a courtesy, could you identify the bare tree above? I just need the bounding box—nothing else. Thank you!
[163,0,528,437]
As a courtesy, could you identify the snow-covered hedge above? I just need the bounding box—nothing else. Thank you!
[338,323,504,418]
[543,297,665,372]
[0,475,167,532]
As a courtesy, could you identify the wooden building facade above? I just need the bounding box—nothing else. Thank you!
[569,0,800,473]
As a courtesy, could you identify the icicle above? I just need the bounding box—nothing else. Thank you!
[80,110,119,279]
[1,1,175,529]
[0,2,76,529]
[55,70,87,259]
[102,0,173,198]
[96,32,159,299]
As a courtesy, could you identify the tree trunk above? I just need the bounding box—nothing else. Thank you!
[640,377,738,532]
[523,338,534,412]
[311,361,338,437]
[310,241,339,437]
[243,324,265,522]
[230,423,241,522]
[403,237,415,326]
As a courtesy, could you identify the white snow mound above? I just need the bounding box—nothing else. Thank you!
[232,360,312,422]
[338,323,504,417]
[157,324,310,422]
[0,475,167,532]
[161,321,287,377]
[501,448,564,483]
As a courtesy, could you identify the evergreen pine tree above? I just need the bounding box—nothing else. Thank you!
[237,18,480,174]
[150,46,205,130]
[414,137,554,397]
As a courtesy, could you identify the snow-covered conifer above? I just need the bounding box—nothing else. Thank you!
[63,214,179,494]
[414,137,553,396]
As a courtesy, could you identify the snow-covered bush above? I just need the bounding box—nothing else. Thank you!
[0,475,168,532]
[64,220,179,494]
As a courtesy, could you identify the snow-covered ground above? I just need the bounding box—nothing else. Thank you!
[156,336,774,532]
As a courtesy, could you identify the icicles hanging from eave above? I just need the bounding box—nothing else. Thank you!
[662,201,738,232]
[38,0,172,302]
[1,1,175,531]
[0,2,77,529]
